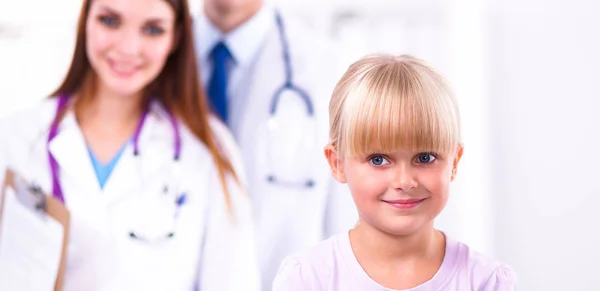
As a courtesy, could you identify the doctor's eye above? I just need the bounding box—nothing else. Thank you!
[415,153,437,164]
[99,15,119,28]
[143,25,165,36]
[369,155,390,166]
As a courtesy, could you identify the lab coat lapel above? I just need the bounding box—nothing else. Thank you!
[24,110,61,196]
[99,145,137,206]
[136,103,175,180]
[230,28,282,139]
[229,29,285,202]
[47,111,102,202]
[100,103,174,206]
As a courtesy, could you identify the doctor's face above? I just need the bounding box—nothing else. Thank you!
[339,146,462,236]
[203,0,260,14]
[86,0,177,97]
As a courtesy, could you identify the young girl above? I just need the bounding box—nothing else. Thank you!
[272,55,517,290]
[0,0,259,290]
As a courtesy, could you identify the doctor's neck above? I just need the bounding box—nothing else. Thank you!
[204,0,263,34]
[76,85,144,133]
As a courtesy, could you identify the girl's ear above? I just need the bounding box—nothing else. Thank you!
[324,144,346,183]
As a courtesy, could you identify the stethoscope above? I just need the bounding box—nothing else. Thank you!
[47,95,185,243]
[264,11,317,189]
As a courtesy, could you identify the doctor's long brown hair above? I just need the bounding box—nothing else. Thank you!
[50,0,237,212]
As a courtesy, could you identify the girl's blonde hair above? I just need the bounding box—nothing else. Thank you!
[329,54,461,158]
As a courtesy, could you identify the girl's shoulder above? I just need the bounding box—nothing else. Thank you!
[450,238,518,290]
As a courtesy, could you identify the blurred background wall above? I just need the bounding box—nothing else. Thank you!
[1,0,599,289]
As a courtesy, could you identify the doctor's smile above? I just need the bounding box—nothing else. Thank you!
[107,59,142,78]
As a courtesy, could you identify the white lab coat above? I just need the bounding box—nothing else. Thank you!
[196,9,359,289]
[0,98,261,291]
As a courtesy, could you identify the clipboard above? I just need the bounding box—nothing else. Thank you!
[0,168,70,291]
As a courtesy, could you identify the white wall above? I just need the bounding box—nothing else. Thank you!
[487,0,600,289]
[0,0,79,117]
[440,0,493,257]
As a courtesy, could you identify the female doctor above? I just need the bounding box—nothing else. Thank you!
[0,0,260,290]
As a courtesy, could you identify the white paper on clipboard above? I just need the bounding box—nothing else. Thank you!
[0,186,64,291]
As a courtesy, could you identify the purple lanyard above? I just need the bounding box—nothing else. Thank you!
[47,95,182,204]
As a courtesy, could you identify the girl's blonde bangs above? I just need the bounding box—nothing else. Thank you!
[335,56,460,157]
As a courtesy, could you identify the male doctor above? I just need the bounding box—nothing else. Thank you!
[193,0,358,289]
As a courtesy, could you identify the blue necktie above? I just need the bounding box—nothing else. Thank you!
[208,42,232,123]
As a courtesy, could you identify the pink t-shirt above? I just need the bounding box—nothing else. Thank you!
[272,232,517,291]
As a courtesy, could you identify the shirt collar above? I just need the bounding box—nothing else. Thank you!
[195,4,275,67]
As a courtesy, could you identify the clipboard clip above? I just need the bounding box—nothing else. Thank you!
[13,177,48,212]
[28,183,47,212]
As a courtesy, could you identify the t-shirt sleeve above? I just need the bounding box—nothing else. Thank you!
[272,255,318,291]
[481,264,518,291]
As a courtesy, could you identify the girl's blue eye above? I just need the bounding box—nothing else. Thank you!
[369,155,390,166]
[99,16,118,27]
[416,153,437,164]
[144,25,164,36]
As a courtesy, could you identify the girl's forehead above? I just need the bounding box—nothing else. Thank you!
[342,126,458,157]
[348,145,452,156]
